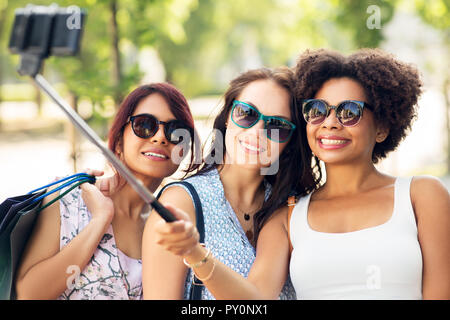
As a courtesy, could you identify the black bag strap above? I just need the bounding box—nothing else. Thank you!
[157,181,204,300]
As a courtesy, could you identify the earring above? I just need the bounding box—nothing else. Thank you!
[376,133,387,143]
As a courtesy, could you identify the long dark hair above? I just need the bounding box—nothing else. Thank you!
[190,67,321,244]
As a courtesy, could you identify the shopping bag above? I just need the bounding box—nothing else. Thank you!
[0,173,95,300]
[0,192,45,300]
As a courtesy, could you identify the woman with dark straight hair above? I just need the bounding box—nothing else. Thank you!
[15,82,198,300]
[108,83,200,178]
[142,67,321,300]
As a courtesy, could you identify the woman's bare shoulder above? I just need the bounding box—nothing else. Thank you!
[410,175,450,222]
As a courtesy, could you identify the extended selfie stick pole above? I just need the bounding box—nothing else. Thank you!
[32,74,177,222]
[9,4,175,222]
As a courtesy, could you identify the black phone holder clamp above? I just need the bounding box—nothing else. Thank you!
[9,4,85,77]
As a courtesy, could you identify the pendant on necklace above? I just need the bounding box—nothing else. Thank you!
[244,213,250,221]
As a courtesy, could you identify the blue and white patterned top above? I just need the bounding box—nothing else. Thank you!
[162,167,297,300]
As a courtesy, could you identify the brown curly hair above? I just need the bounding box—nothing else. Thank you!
[293,48,423,163]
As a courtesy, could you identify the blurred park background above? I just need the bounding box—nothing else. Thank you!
[0,0,449,201]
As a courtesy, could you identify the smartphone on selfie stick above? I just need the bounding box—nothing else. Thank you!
[8,4,177,222]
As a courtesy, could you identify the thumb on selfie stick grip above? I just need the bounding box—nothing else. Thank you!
[151,200,177,222]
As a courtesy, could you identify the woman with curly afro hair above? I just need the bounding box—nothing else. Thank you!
[288,48,449,299]
[151,48,449,300]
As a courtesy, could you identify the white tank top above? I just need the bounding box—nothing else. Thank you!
[289,177,423,299]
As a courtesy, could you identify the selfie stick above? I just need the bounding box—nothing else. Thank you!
[9,4,176,222]
[32,74,177,222]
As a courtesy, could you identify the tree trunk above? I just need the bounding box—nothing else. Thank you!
[444,77,450,175]
[32,82,42,116]
[109,0,122,110]
[67,92,80,172]
[0,58,2,131]
[0,2,8,131]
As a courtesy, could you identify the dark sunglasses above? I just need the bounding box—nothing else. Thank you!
[231,100,296,143]
[127,113,190,144]
[302,99,373,127]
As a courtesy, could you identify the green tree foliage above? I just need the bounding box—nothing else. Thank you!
[1,0,198,105]
[332,0,397,48]
[154,0,334,96]
[415,0,450,30]
[0,0,441,103]
[153,0,399,96]
[414,0,450,173]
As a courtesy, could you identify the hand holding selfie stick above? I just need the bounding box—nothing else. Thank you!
[9,4,176,222]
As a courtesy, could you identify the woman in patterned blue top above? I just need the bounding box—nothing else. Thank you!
[142,67,321,299]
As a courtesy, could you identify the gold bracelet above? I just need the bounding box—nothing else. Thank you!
[183,246,211,269]
[193,259,216,282]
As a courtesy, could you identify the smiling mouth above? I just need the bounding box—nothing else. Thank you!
[319,138,349,145]
[142,152,168,159]
[239,140,266,153]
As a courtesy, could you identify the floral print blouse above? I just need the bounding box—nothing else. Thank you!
[58,187,142,300]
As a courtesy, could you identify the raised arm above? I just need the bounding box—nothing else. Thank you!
[15,182,113,300]
[142,186,197,299]
[411,176,450,299]
[154,204,291,300]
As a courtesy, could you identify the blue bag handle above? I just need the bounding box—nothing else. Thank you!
[29,173,96,203]
[36,177,94,212]
[28,173,92,194]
